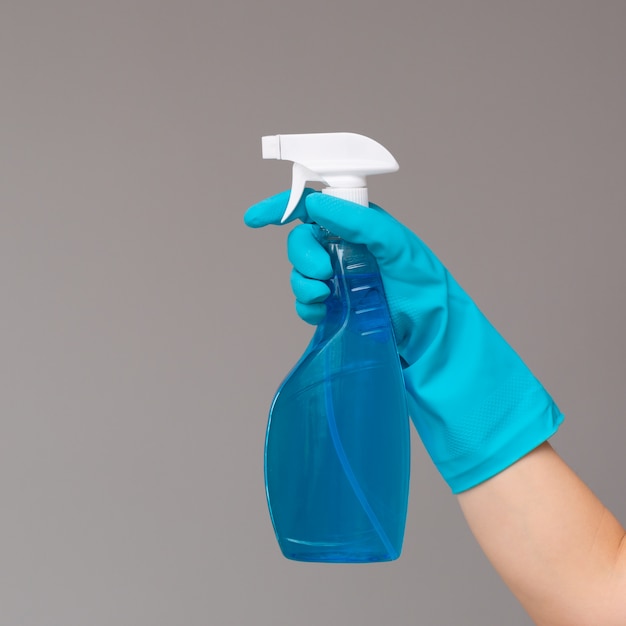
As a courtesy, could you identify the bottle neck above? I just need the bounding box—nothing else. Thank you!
[313,229,390,339]
[316,227,379,277]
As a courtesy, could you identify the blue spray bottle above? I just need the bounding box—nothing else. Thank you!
[262,133,410,563]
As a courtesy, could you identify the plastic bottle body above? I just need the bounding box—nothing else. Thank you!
[265,230,410,563]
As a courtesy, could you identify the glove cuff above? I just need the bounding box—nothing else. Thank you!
[406,369,564,494]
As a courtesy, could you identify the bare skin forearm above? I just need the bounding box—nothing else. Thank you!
[457,442,626,626]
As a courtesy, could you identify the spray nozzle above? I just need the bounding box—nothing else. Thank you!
[261,132,399,222]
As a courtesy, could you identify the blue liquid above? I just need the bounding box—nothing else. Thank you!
[265,232,410,563]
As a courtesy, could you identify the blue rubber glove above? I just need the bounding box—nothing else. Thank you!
[245,190,564,493]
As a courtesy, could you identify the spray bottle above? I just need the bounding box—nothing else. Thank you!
[262,132,410,563]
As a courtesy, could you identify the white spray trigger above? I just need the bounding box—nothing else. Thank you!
[282,163,325,223]
[262,132,399,222]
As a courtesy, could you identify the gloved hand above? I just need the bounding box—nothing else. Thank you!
[244,190,564,493]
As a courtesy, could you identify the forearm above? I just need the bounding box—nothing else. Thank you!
[457,442,626,626]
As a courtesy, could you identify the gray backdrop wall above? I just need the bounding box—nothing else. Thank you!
[2,1,625,625]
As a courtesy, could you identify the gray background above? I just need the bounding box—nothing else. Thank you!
[1,1,625,625]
